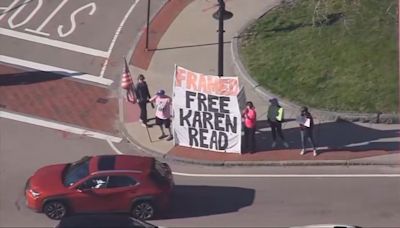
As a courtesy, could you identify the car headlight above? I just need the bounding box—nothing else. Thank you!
[29,189,41,198]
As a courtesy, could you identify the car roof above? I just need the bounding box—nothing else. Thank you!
[89,155,155,174]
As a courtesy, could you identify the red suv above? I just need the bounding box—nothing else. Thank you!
[25,155,174,220]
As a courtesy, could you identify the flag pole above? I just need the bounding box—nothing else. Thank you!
[123,57,153,143]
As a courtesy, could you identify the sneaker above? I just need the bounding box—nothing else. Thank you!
[313,150,318,156]
[300,149,305,155]
[158,134,167,140]
[283,141,289,148]
[141,123,147,127]
[271,141,276,148]
[166,136,173,141]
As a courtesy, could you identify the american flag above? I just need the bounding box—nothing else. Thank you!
[121,57,136,103]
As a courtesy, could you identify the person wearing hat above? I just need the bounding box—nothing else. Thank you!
[267,98,289,148]
[297,106,317,156]
[135,74,151,127]
[149,89,173,141]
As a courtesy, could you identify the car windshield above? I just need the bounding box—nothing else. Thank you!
[63,156,91,187]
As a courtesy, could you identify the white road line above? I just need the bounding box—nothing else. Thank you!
[0,0,19,22]
[0,55,113,86]
[0,28,109,57]
[107,139,124,154]
[57,2,96,38]
[0,110,122,143]
[99,0,139,77]
[172,172,400,178]
[25,0,67,37]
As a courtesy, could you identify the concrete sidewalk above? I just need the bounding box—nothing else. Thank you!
[120,0,400,166]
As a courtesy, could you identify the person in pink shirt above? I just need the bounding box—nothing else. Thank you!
[242,101,257,153]
[149,89,173,141]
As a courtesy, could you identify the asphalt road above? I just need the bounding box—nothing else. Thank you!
[0,0,166,83]
[1,118,400,228]
[0,118,139,227]
[1,1,400,227]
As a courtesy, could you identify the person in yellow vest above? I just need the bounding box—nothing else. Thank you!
[267,98,289,148]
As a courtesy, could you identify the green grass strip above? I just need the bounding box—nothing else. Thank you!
[240,0,398,113]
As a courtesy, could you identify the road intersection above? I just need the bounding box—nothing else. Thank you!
[0,0,399,227]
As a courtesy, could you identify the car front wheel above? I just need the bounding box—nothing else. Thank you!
[131,201,155,220]
[43,201,67,220]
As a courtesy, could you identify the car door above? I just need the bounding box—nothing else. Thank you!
[103,175,140,212]
[68,175,112,213]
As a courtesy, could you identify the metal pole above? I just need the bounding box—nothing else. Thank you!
[217,0,224,77]
[145,0,151,50]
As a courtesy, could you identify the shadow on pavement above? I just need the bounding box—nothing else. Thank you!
[252,120,399,154]
[0,71,83,86]
[161,185,255,219]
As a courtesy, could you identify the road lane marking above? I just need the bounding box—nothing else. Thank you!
[0,110,122,143]
[0,28,109,57]
[171,172,400,178]
[25,0,69,37]
[7,0,42,29]
[107,139,124,154]
[99,0,139,77]
[0,55,113,85]
[57,2,96,38]
[0,0,20,22]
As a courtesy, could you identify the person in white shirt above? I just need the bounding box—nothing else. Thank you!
[298,106,317,156]
[149,90,173,141]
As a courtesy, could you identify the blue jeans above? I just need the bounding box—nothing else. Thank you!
[300,129,316,150]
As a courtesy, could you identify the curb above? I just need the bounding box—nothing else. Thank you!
[118,121,400,167]
[230,4,399,124]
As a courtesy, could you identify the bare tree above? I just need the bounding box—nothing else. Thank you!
[311,0,361,29]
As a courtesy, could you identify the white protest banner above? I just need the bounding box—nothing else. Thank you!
[172,65,242,153]
[173,66,242,153]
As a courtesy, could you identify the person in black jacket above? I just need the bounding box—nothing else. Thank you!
[297,106,317,156]
[135,74,151,127]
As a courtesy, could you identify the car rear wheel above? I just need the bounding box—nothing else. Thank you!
[131,201,155,220]
[43,201,67,220]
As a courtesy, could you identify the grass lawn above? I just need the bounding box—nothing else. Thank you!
[239,0,398,113]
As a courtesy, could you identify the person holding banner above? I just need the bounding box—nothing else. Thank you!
[135,74,152,127]
[149,89,173,141]
[267,98,289,148]
[242,101,257,153]
[297,106,318,156]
